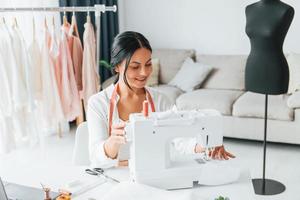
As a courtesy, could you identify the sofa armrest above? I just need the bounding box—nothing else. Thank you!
[287,91,300,109]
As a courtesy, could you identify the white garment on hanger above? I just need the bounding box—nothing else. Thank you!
[9,25,36,142]
[0,23,18,153]
[40,27,65,130]
[28,22,42,101]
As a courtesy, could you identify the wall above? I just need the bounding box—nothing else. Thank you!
[119,0,300,55]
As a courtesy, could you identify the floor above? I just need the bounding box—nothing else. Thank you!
[0,127,300,200]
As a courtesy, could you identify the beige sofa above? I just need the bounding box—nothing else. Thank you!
[103,49,300,144]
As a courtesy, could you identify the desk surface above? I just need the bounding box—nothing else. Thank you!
[0,163,254,200]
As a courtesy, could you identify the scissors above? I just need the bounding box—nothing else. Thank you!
[85,168,120,183]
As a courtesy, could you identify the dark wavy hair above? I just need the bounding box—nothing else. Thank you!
[110,31,152,89]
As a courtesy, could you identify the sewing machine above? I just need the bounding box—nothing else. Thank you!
[125,109,240,190]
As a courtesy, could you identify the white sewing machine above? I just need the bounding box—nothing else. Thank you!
[125,109,240,190]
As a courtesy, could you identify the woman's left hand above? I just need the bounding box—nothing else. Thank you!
[209,145,235,160]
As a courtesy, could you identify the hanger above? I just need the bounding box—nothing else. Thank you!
[71,8,76,25]
[44,7,48,29]
[63,8,68,26]
[86,10,91,23]
[13,17,18,28]
[1,17,5,24]
[52,15,55,26]
[12,8,18,28]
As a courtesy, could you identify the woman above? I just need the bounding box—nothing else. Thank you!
[87,31,235,168]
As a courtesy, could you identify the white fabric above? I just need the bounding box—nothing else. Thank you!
[176,89,243,115]
[146,58,160,86]
[0,45,12,118]
[169,58,212,92]
[0,23,15,153]
[102,181,191,200]
[87,85,198,168]
[10,25,37,144]
[10,25,35,112]
[0,23,21,153]
[287,53,300,94]
[40,27,64,129]
[287,91,300,109]
[196,54,247,90]
[28,24,42,101]
[233,92,293,121]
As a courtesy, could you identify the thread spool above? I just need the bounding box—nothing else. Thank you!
[142,100,149,117]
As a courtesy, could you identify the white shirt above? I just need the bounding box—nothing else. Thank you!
[87,84,198,168]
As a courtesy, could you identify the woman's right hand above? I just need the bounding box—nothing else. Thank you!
[104,122,126,159]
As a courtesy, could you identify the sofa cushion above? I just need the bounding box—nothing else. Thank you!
[153,84,184,105]
[287,91,300,109]
[176,89,243,115]
[233,92,294,121]
[168,58,213,92]
[152,49,195,84]
[287,53,300,94]
[196,55,247,90]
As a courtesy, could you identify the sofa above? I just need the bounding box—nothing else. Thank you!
[103,49,300,145]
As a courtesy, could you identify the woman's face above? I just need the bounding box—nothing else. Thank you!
[116,48,153,89]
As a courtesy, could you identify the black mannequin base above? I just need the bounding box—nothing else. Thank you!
[252,178,285,195]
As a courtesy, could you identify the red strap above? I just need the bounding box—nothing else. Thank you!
[108,83,155,136]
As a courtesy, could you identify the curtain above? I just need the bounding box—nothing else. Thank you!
[59,0,119,82]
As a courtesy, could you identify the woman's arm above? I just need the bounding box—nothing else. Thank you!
[87,96,118,168]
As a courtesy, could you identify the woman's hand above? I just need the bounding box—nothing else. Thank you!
[118,160,128,166]
[104,122,127,159]
[209,145,235,160]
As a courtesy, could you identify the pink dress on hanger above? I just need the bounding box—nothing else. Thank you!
[56,23,81,121]
[68,17,83,92]
[82,20,100,109]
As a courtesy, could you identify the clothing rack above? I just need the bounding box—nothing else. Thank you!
[0,5,118,80]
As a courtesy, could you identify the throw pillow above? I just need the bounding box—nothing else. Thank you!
[287,53,300,94]
[146,58,160,86]
[168,58,213,92]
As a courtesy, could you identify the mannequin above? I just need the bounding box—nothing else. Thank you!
[245,0,295,196]
[245,0,294,94]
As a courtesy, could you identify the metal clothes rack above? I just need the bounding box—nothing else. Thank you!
[0,5,118,79]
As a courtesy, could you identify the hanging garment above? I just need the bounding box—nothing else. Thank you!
[55,23,81,121]
[68,16,83,92]
[27,19,44,146]
[0,52,14,154]
[0,22,19,153]
[10,24,35,112]
[40,25,65,129]
[0,44,12,118]
[82,21,100,109]
[28,19,42,101]
[49,21,62,101]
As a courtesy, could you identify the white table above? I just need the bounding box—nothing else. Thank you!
[0,163,254,200]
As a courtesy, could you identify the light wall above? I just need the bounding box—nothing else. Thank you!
[119,0,300,55]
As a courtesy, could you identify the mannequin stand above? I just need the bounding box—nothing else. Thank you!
[252,94,285,195]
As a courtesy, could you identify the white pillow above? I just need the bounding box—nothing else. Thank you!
[287,53,300,94]
[287,91,300,109]
[146,58,160,87]
[168,58,212,92]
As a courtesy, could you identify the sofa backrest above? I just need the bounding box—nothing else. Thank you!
[152,49,195,84]
[196,54,247,91]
